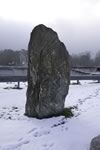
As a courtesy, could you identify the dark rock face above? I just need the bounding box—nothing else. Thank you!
[90,135,100,150]
[25,24,70,119]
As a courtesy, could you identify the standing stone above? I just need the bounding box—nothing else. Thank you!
[25,24,70,119]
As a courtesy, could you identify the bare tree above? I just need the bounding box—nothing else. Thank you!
[94,50,100,66]
[70,52,93,67]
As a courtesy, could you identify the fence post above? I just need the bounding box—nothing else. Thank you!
[98,80,100,83]
[77,80,80,84]
[17,81,20,89]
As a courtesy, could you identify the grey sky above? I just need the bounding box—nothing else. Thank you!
[0,0,100,54]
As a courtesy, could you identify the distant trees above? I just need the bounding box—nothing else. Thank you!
[70,50,100,67]
[0,49,27,66]
[94,50,100,66]
[19,49,28,65]
[0,49,100,67]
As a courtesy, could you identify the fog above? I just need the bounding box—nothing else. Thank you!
[0,18,100,55]
[0,0,100,54]
[0,19,31,50]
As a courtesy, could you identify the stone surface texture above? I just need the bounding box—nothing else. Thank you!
[90,135,100,150]
[25,24,70,118]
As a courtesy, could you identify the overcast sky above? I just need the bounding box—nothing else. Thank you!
[0,0,100,54]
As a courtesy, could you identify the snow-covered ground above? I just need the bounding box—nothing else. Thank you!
[0,81,100,150]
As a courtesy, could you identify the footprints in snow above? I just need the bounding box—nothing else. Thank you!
[27,127,51,138]
[1,140,30,150]
[42,143,54,150]
[33,130,50,137]
[74,88,100,117]
[0,106,23,120]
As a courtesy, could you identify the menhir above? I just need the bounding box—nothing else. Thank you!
[25,24,70,119]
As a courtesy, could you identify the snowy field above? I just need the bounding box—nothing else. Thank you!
[0,81,100,150]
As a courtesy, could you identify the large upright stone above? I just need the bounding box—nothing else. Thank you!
[25,24,70,119]
[90,135,100,150]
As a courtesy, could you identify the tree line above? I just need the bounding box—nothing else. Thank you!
[0,49,27,66]
[70,50,100,67]
[0,49,100,67]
